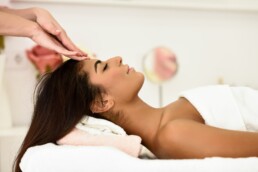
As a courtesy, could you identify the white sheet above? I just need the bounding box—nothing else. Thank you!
[20,143,258,172]
[180,85,258,131]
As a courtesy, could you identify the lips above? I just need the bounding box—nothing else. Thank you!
[126,65,129,74]
[125,64,134,74]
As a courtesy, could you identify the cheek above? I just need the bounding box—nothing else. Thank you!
[110,70,124,78]
[102,71,126,87]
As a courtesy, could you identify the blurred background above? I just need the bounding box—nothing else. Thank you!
[1,0,258,171]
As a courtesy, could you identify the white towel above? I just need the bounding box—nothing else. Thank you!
[75,116,156,158]
[231,86,258,132]
[180,85,258,132]
[76,116,127,136]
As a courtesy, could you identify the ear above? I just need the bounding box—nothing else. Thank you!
[90,94,114,113]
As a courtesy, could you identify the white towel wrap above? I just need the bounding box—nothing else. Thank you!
[231,86,258,132]
[180,85,258,132]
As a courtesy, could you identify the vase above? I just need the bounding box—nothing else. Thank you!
[0,51,12,129]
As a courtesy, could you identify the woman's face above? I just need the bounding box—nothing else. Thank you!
[82,56,144,103]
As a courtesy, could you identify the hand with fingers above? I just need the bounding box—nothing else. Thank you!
[32,8,88,60]
[0,6,88,60]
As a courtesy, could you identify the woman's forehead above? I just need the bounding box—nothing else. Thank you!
[82,58,98,72]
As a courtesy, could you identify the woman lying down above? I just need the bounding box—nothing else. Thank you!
[14,57,258,172]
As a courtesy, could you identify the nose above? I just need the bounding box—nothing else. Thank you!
[109,56,122,66]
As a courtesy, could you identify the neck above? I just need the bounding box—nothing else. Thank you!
[109,96,164,149]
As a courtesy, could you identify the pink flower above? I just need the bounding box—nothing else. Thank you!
[154,47,178,81]
[26,45,63,76]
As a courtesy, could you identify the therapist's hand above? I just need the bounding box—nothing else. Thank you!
[30,25,78,59]
[32,8,87,60]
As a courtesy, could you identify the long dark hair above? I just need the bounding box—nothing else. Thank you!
[13,59,103,172]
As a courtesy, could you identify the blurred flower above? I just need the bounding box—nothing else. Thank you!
[26,45,63,78]
[154,47,178,81]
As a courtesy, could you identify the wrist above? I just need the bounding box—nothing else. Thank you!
[29,7,39,21]
[28,22,42,40]
[32,7,48,22]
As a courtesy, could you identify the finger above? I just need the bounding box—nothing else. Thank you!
[66,54,89,61]
[55,47,78,56]
[40,23,83,57]
[33,29,85,59]
[52,30,87,57]
[54,43,84,59]
[47,35,81,56]
[55,31,87,56]
[49,38,78,56]
[41,22,59,36]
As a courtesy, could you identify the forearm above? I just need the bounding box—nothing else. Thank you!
[0,6,36,21]
[0,11,40,38]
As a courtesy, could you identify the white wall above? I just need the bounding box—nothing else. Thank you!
[3,1,258,126]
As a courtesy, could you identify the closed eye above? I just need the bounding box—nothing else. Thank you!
[103,63,108,71]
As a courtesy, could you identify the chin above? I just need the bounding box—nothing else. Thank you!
[138,73,145,88]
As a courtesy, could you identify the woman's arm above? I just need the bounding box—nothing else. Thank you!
[0,7,87,59]
[155,119,258,159]
[0,11,38,37]
[0,11,78,57]
[0,6,36,20]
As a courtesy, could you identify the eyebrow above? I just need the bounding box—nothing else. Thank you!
[94,60,101,73]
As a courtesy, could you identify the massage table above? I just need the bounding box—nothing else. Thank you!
[20,143,258,172]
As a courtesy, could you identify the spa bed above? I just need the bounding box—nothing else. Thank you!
[20,143,258,172]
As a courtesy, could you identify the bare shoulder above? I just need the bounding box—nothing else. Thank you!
[154,119,202,159]
[154,119,258,159]
[161,98,204,128]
